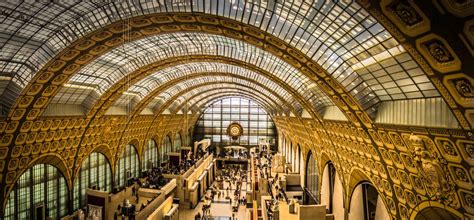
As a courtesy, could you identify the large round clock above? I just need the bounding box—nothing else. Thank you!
[227,122,243,140]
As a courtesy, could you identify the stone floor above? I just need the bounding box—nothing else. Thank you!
[105,167,252,219]
[179,170,251,220]
[179,187,248,220]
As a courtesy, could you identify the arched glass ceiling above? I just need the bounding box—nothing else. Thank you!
[125,80,286,113]
[110,62,332,113]
[136,78,292,114]
[50,33,329,112]
[166,88,281,114]
[143,80,287,113]
[162,87,284,113]
[183,91,277,114]
[1,1,439,116]
[114,63,291,105]
[194,95,272,113]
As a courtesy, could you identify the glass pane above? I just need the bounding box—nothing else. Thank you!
[194,97,276,148]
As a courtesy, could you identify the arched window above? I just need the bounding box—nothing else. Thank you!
[5,164,68,219]
[321,162,336,213]
[116,144,140,188]
[174,133,182,151]
[289,142,293,166]
[305,151,319,204]
[287,141,291,163]
[160,135,172,163]
[280,138,284,155]
[194,97,277,147]
[187,129,192,146]
[295,144,301,172]
[73,152,112,210]
[280,137,284,153]
[143,139,158,170]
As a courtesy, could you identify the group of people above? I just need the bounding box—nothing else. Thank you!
[194,164,249,220]
[112,175,163,220]
[140,167,166,188]
[76,208,101,220]
[114,185,141,220]
[219,149,249,159]
[161,151,203,175]
[257,152,289,220]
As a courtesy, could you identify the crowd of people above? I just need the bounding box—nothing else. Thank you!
[140,167,166,188]
[195,164,248,220]
[218,149,249,160]
[256,152,290,220]
[161,150,204,175]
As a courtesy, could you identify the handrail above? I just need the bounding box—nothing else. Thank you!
[253,200,258,220]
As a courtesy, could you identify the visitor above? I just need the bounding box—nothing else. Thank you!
[195,212,201,220]
[202,198,207,215]
[78,209,84,220]
[92,211,99,220]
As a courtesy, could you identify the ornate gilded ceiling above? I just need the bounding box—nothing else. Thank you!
[2,0,470,125]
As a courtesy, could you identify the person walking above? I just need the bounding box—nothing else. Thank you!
[195,212,201,220]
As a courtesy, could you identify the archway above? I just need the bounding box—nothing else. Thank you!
[185,128,192,146]
[160,135,172,165]
[193,97,277,148]
[414,207,460,220]
[304,151,319,204]
[295,144,301,173]
[289,142,293,171]
[143,139,158,171]
[4,164,69,219]
[321,162,336,213]
[73,152,112,210]
[281,137,286,158]
[286,141,290,165]
[348,182,390,220]
[280,136,284,153]
[174,133,182,152]
[320,162,345,219]
[116,144,140,189]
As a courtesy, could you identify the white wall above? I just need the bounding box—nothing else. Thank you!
[375,97,459,128]
[348,184,365,220]
[320,165,330,209]
[333,173,345,220]
[374,196,390,220]
[348,185,390,220]
[323,106,348,121]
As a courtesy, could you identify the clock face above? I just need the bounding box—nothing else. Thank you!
[230,126,240,136]
[227,122,243,139]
